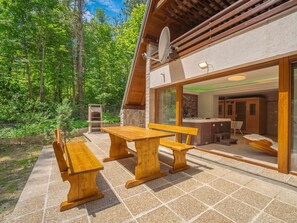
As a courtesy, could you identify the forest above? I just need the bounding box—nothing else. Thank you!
[0,0,147,137]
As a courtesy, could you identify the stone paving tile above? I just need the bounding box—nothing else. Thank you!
[222,171,254,185]
[265,200,297,223]
[163,171,187,183]
[217,157,241,168]
[103,171,133,187]
[25,174,49,185]
[44,205,86,223]
[200,152,222,161]
[238,162,264,174]
[89,203,132,223]
[18,182,48,202]
[114,184,147,200]
[275,188,297,206]
[10,210,43,223]
[204,165,231,177]
[259,169,291,182]
[12,194,45,218]
[136,206,181,223]
[123,192,161,216]
[96,173,112,192]
[214,197,259,223]
[192,171,218,184]
[66,215,89,223]
[144,177,169,190]
[253,212,283,223]
[167,195,207,221]
[183,166,204,177]
[287,175,297,187]
[209,178,240,194]
[192,210,233,223]
[150,183,185,203]
[46,180,69,208]
[232,188,272,209]
[245,179,282,198]
[173,176,202,192]
[85,189,120,214]
[190,186,226,206]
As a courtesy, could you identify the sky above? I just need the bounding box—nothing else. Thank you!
[85,0,124,21]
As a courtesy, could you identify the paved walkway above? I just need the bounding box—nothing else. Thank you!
[5,133,297,223]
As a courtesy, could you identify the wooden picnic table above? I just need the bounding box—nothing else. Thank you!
[101,126,174,188]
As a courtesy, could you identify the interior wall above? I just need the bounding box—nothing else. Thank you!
[198,93,218,118]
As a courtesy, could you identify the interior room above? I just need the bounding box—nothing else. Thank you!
[182,66,279,167]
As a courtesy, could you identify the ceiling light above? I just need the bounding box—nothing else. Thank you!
[228,75,246,81]
[198,61,208,69]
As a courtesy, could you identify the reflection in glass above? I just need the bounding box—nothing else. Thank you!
[158,88,176,124]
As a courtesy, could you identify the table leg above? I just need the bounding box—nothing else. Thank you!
[103,134,134,162]
[125,138,166,188]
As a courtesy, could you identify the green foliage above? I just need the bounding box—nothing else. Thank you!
[0,1,146,137]
[56,99,73,141]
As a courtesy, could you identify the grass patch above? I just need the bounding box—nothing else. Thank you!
[0,143,43,221]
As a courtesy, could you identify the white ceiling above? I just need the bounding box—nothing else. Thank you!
[184,66,279,96]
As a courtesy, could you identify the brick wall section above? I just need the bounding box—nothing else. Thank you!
[120,109,145,127]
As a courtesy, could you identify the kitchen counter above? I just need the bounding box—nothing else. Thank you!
[182,118,231,145]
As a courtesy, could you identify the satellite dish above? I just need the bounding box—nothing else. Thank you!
[158,26,171,63]
[142,26,178,63]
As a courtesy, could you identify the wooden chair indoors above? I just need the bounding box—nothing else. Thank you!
[243,134,278,156]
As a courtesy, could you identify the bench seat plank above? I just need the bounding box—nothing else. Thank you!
[66,141,104,175]
[160,139,194,151]
[148,123,198,173]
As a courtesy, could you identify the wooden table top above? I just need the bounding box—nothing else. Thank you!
[66,141,104,175]
[101,126,174,141]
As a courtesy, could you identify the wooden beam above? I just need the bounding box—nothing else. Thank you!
[278,57,290,174]
[122,105,145,110]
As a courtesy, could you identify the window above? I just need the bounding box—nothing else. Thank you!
[157,88,176,124]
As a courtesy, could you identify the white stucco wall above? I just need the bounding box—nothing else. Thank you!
[150,11,297,88]
[198,94,219,118]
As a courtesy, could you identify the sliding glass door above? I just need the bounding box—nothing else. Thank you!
[157,87,176,124]
[291,63,297,172]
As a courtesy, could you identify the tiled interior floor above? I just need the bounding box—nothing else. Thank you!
[5,133,297,223]
[199,134,277,166]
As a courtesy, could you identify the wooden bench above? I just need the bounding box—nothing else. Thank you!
[52,129,104,211]
[148,123,198,173]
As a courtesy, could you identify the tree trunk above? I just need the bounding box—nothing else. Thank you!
[77,0,84,119]
[39,32,47,102]
[71,46,76,105]
[55,56,62,103]
[24,39,33,98]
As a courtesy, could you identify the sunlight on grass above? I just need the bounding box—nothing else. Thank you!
[0,143,42,221]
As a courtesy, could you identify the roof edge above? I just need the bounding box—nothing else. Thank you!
[121,0,153,110]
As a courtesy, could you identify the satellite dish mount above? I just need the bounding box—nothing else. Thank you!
[142,26,177,64]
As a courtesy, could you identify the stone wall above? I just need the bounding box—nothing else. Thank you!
[120,109,145,127]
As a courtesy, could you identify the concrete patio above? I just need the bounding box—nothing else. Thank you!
[5,133,297,223]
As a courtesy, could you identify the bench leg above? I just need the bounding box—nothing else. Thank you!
[103,134,134,162]
[60,172,104,211]
[125,138,167,188]
[170,150,190,174]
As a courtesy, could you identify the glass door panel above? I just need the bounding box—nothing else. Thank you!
[157,88,176,124]
[291,63,297,172]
